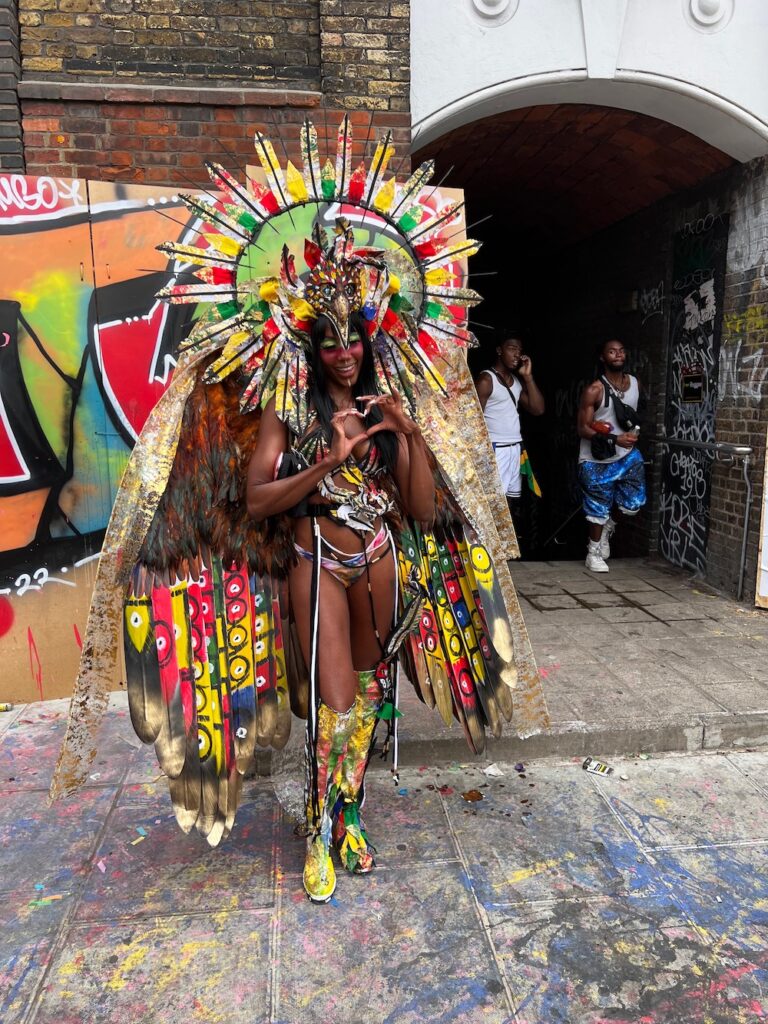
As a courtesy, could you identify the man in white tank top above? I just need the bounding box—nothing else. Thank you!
[476,334,545,502]
[576,339,646,572]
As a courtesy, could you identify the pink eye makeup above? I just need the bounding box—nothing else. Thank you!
[319,339,363,362]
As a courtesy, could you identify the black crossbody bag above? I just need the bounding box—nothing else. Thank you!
[590,377,640,460]
[601,376,640,430]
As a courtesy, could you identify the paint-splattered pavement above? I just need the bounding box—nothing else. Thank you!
[3,698,768,1023]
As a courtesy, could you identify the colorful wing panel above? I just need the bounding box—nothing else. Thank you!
[123,554,288,846]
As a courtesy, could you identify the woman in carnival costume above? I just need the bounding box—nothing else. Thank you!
[50,116,549,904]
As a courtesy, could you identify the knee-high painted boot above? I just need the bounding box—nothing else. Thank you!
[303,701,356,904]
[333,670,382,875]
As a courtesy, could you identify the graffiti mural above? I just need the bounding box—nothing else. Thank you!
[659,214,729,573]
[0,175,198,701]
[0,174,467,702]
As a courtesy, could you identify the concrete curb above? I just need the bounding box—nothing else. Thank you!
[250,710,768,776]
[372,713,768,769]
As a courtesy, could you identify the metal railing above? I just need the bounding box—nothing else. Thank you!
[651,436,754,600]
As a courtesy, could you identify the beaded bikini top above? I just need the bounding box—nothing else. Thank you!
[292,419,394,533]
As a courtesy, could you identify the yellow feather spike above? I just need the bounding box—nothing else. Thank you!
[202,233,243,259]
[291,299,316,321]
[424,268,455,286]
[373,176,396,213]
[385,272,400,296]
[285,160,309,202]
[221,330,252,360]
[259,279,280,303]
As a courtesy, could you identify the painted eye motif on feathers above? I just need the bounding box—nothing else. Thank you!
[198,726,212,758]
[228,625,247,648]
[229,656,248,680]
[227,599,247,623]
[154,621,172,667]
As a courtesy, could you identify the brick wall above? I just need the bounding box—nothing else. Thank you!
[18,1,321,88]
[15,1,411,184]
[319,0,409,113]
[0,0,23,169]
[708,158,768,600]
[20,92,410,183]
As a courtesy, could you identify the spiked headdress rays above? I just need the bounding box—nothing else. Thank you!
[158,115,483,436]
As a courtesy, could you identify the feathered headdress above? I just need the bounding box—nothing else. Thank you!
[157,114,483,435]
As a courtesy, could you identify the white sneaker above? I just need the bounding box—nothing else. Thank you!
[586,542,609,573]
[599,519,616,560]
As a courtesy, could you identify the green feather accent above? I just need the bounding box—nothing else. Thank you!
[376,702,402,721]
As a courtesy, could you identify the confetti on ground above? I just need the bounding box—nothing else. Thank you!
[136,827,147,836]
[462,789,484,802]
[28,895,63,908]
[130,835,146,846]
[483,763,505,777]
[96,859,107,873]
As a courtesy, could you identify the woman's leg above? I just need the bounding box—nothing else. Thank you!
[333,545,397,874]
[288,556,359,902]
[289,556,358,712]
[348,542,397,671]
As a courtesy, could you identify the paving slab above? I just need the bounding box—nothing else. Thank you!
[274,859,512,1023]
[76,781,278,921]
[591,753,768,848]
[35,910,273,1024]
[442,764,661,908]
[0,896,63,1024]
[593,606,658,623]
[490,899,706,1024]
[0,786,116,893]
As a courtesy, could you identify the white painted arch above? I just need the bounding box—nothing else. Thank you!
[411,0,768,162]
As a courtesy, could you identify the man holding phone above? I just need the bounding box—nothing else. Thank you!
[476,332,545,546]
[576,338,646,572]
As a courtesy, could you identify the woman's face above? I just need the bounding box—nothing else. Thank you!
[318,323,364,388]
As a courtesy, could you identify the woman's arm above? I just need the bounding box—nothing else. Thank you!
[246,401,367,520]
[395,427,436,524]
[362,393,436,524]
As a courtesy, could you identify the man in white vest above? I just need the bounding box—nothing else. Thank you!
[476,332,545,546]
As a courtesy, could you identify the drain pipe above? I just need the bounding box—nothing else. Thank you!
[737,451,753,602]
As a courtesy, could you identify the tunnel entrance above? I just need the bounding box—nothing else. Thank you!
[416,104,736,563]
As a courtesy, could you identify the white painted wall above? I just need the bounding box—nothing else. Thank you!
[411,0,768,160]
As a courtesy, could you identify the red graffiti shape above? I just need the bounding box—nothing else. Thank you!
[27,625,43,701]
[93,302,175,441]
[0,596,14,636]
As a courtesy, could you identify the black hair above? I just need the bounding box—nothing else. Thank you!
[496,329,525,350]
[308,312,399,478]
